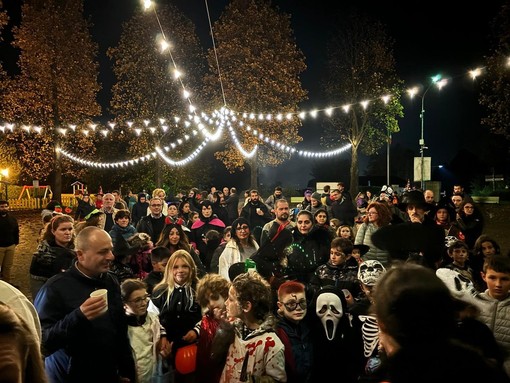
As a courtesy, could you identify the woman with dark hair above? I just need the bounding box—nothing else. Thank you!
[471,234,502,292]
[156,222,205,277]
[287,210,331,285]
[218,217,259,281]
[177,200,194,228]
[189,200,225,266]
[30,214,76,299]
[456,200,484,249]
[373,263,509,383]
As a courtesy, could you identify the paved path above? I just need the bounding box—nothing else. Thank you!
[10,210,43,301]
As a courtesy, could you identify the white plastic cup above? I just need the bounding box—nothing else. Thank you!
[90,289,108,313]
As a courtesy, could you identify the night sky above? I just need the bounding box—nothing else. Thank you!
[1,0,506,189]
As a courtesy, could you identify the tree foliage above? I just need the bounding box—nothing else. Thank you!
[203,0,307,188]
[107,3,211,190]
[0,0,100,198]
[479,1,510,144]
[322,11,404,196]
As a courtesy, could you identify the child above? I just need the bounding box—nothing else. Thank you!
[444,240,474,282]
[352,244,370,265]
[128,232,154,280]
[275,280,313,383]
[150,250,202,383]
[219,271,286,382]
[109,209,137,247]
[349,260,386,381]
[195,273,231,383]
[337,224,355,241]
[121,279,171,383]
[329,218,341,232]
[143,246,171,294]
[310,237,361,301]
[210,226,232,274]
[478,255,510,377]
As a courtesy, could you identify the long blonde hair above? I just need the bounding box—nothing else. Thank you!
[153,250,199,309]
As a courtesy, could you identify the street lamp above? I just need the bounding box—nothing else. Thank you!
[407,75,448,190]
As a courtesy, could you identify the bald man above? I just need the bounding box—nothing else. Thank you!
[35,227,135,382]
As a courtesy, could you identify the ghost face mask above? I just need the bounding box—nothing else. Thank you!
[316,292,343,340]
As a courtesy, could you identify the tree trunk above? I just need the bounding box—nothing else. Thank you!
[156,157,162,187]
[51,62,62,203]
[250,157,258,189]
[350,145,359,199]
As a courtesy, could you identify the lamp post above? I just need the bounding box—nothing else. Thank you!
[408,75,447,190]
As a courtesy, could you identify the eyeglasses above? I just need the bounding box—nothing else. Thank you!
[127,294,150,304]
[150,204,162,207]
[282,299,307,312]
[236,225,250,232]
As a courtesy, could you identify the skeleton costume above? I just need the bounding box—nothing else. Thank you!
[348,260,387,382]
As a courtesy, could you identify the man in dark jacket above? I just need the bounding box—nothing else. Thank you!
[224,187,240,225]
[240,189,272,245]
[0,200,19,284]
[34,226,135,383]
[131,192,149,226]
[136,197,166,244]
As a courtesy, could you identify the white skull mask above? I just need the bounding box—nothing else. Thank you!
[316,292,343,340]
[436,268,481,307]
[358,260,386,286]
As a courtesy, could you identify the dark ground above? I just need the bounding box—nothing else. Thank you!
[9,203,510,302]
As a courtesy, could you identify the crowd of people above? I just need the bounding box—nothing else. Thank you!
[0,180,509,382]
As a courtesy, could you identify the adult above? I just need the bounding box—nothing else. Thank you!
[329,188,357,227]
[177,199,194,228]
[240,189,272,244]
[373,263,508,383]
[260,198,295,246]
[456,200,484,249]
[189,200,226,266]
[286,210,331,286]
[131,192,149,226]
[112,189,128,210]
[34,227,136,382]
[74,193,95,222]
[354,201,392,266]
[0,302,47,383]
[0,200,19,284]
[30,214,76,300]
[136,197,167,244]
[155,221,206,277]
[218,217,259,281]
[147,188,168,216]
[99,193,119,232]
[372,190,445,269]
[0,280,42,344]
[265,186,286,217]
[223,187,240,225]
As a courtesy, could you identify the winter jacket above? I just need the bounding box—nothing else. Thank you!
[478,292,510,376]
[34,263,136,383]
[355,222,390,266]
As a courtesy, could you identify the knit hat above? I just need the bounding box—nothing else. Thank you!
[311,192,322,200]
